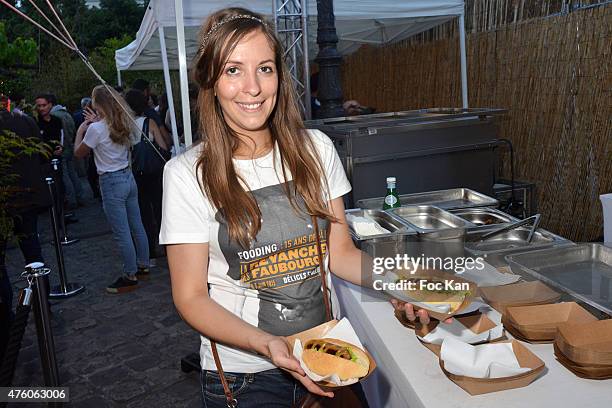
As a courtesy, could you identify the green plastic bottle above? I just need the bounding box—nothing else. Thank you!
[383,177,400,210]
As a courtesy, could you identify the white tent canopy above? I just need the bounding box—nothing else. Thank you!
[115,0,468,147]
[116,1,465,70]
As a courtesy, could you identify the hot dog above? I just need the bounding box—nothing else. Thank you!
[302,338,369,380]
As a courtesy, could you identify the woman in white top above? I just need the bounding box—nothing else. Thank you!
[74,85,149,293]
[160,7,435,407]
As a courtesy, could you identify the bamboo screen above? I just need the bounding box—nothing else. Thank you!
[340,4,611,242]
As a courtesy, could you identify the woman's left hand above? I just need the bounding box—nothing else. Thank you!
[390,298,453,325]
[84,107,99,123]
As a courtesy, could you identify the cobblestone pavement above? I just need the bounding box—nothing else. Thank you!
[4,180,202,407]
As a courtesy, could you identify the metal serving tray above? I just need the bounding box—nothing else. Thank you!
[388,206,467,260]
[345,209,415,241]
[307,108,507,129]
[450,208,519,228]
[506,244,612,316]
[357,188,498,211]
[345,209,417,259]
[464,227,572,267]
[388,205,468,232]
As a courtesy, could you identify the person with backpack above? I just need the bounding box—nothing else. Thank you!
[125,89,168,264]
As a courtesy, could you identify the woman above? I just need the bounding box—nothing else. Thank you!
[160,8,430,407]
[125,89,168,264]
[74,85,149,293]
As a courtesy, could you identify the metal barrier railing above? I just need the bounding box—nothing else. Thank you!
[45,177,83,299]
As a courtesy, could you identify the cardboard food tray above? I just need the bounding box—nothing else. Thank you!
[286,320,377,389]
[504,302,597,342]
[502,318,555,344]
[439,340,545,395]
[506,302,597,330]
[479,281,561,315]
[553,343,612,379]
[416,311,505,356]
[386,269,478,321]
[555,320,612,366]
[394,301,489,330]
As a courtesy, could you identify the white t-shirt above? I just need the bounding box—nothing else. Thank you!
[83,119,139,174]
[159,129,351,373]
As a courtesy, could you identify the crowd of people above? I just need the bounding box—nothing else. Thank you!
[0,78,182,304]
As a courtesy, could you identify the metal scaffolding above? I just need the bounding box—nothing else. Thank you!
[273,0,312,119]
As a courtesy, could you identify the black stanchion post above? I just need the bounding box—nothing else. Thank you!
[24,263,60,386]
[50,159,78,246]
[46,177,84,299]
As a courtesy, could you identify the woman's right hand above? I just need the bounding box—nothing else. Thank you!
[264,336,334,398]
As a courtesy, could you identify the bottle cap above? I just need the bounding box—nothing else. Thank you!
[386,177,396,183]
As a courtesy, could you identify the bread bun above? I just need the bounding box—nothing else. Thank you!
[302,338,369,380]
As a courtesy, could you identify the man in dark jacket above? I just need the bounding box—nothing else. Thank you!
[34,94,63,157]
[0,94,50,362]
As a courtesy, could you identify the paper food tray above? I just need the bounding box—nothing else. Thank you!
[416,309,506,356]
[382,269,477,321]
[394,299,490,330]
[287,319,377,389]
[479,281,561,315]
[503,302,597,342]
[555,320,612,366]
[439,340,545,395]
[553,343,612,379]
[502,320,556,344]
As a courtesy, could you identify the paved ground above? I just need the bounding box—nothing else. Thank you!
[4,179,202,407]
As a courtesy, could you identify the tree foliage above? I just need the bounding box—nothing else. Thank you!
[0,22,37,67]
[0,0,162,110]
[0,129,50,240]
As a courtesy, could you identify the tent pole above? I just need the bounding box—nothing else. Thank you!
[159,25,181,153]
[174,0,193,146]
[458,12,468,109]
[117,69,122,87]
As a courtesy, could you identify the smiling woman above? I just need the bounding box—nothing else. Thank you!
[158,7,387,408]
[213,32,278,148]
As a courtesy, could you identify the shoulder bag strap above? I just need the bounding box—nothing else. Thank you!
[210,341,237,408]
[142,117,149,141]
[312,215,332,321]
[209,215,332,408]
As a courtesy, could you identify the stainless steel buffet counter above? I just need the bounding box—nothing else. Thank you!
[347,187,611,317]
[306,108,507,208]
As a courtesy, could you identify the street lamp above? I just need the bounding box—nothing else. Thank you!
[315,0,345,118]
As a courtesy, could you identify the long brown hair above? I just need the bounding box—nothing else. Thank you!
[192,8,334,248]
[92,85,135,146]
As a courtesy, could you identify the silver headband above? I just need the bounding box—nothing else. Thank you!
[199,15,266,52]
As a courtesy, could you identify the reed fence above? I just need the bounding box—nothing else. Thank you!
[341,2,611,241]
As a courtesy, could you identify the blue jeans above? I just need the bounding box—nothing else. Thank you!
[99,167,149,277]
[201,369,308,408]
[62,156,84,205]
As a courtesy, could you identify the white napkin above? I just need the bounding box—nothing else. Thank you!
[459,260,521,287]
[422,298,487,314]
[293,318,365,386]
[346,214,390,237]
[440,337,531,378]
[419,304,503,345]
[455,298,487,315]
